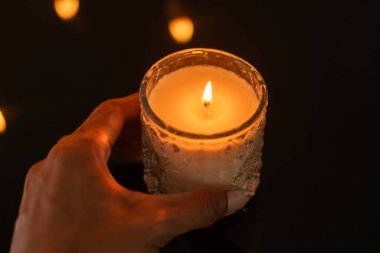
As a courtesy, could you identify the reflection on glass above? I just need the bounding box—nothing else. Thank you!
[54,0,80,21]
[168,16,194,44]
[0,109,6,133]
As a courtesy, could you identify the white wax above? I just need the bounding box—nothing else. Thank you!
[148,66,259,135]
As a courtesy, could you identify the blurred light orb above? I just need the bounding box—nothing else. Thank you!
[0,110,6,133]
[169,16,194,44]
[54,0,80,21]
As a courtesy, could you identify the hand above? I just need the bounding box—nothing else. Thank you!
[10,93,248,253]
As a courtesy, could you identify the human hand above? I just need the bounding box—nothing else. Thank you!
[10,93,248,253]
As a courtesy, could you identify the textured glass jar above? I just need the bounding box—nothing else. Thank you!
[140,48,268,196]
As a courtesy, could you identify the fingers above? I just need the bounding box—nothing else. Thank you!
[157,188,249,236]
[42,93,140,180]
[19,160,46,215]
[73,92,140,159]
[23,160,45,194]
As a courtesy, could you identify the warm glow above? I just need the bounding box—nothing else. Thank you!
[168,17,194,44]
[0,110,6,134]
[54,0,79,21]
[202,81,213,109]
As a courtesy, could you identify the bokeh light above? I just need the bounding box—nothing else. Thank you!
[54,0,80,21]
[0,109,6,133]
[168,16,194,44]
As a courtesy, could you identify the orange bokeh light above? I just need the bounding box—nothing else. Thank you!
[54,0,80,21]
[168,16,194,44]
[0,110,6,134]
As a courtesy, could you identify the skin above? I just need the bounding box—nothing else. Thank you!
[10,93,248,253]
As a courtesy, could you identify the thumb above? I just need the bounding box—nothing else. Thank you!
[160,188,249,236]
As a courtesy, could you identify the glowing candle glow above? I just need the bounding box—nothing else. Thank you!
[148,66,258,135]
[140,48,268,195]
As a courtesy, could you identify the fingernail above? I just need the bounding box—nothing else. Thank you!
[226,190,249,216]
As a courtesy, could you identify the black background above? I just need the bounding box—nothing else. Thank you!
[1,0,379,252]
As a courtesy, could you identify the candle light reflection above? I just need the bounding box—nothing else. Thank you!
[168,16,194,44]
[54,0,80,21]
[0,109,6,134]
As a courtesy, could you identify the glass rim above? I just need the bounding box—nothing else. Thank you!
[139,48,268,140]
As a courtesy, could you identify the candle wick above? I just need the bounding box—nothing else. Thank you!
[203,102,211,116]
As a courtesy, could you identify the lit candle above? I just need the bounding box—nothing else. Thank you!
[148,67,259,135]
[140,48,268,196]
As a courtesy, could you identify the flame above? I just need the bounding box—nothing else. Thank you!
[202,81,212,109]
[0,110,6,134]
[54,0,80,21]
[168,16,194,44]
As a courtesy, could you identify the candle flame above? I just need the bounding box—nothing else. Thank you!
[54,0,80,21]
[0,110,6,134]
[202,81,212,109]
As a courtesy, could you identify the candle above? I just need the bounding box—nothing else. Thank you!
[148,66,259,135]
[140,48,268,196]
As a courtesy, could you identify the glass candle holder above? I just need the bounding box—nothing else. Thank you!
[140,48,268,196]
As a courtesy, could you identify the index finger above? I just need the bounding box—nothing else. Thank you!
[74,92,140,158]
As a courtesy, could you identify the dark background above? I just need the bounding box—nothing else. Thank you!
[1,0,379,252]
